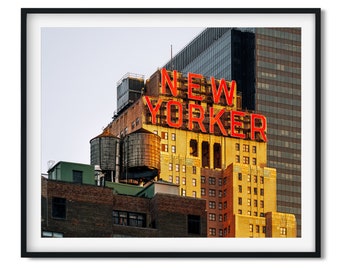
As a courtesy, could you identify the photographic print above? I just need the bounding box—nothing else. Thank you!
[21,8,321,257]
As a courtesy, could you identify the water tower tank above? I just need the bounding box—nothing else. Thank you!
[90,129,120,182]
[122,128,160,182]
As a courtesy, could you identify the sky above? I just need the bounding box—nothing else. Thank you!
[41,27,205,173]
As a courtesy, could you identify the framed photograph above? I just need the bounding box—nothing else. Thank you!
[21,8,321,257]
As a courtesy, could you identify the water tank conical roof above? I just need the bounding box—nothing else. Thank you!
[90,128,118,142]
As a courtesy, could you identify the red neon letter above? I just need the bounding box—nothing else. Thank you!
[251,113,267,142]
[211,77,236,106]
[188,104,206,132]
[188,72,203,101]
[161,68,177,96]
[209,107,227,136]
[230,110,245,139]
[145,96,162,124]
[166,100,183,128]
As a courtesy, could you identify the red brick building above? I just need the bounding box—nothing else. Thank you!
[41,168,207,237]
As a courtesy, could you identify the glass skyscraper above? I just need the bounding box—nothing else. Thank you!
[255,28,301,236]
[164,27,302,236]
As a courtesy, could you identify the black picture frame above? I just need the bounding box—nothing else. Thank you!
[21,8,321,258]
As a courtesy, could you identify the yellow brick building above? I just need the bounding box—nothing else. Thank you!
[105,69,296,237]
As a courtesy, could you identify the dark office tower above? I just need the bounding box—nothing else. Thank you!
[163,27,302,237]
[255,28,301,236]
[164,28,255,111]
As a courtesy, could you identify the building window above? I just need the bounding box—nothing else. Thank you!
[161,144,168,152]
[260,188,264,196]
[201,176,206,184]
[256,225,260,233]
[209,189,216,197]
[113,211,127,226]
[169,163,173,171]
[190,139,198,156]
[247,211,251,216]
[238,197,242,205]
[209,213,216,221]
[219,215,223,222]
[182,177,186,185]
[201,188,206,196]
[169,175,173,183]
[136,117,140,126]
[213,143,221,169]
[209,228,216,236]
[171,133,176,141]
[235,143,240,151]
[238,185,242,193]
[243,144,249,152]
[202,141,210,167]
[252,146,256,153]
[243,156,249,164]
[182,165,186,173]
[209,177,216,185]
[175,164,179,172]
[253,175,258,183]
[238,173,242,180]
[171,145,176,153]
[188,215,201,235]
[260,200,264,208]
[254,187,258,195]
[161,131,168,140]
[42,231,63,238]
[254,199,258,207]
[247,174,251,182]
[131,121,135,130]
[260,176,264,184]
[263,226,266,234]
[153,130,158,135]
[249,224,253,232]
[247,199,251,206]
[218,190,222,198]
[252,158,257,165]
[218,178,222,186]
[52,197,66,219]
[176,176,180,184]
[192,166,196,174]
[72,170,83,184]
[236,155,240,163]
[280,227,287,236]
[218,202,222,210]
[209,201,216,209]
[192,191,197,198]
[127,212,146,227]
[181,189,186,196]
[247,187,251,194]
[224,201,227,209]
[192,178,197,187]
[238,209,242,214]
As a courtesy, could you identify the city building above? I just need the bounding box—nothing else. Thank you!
[163,27,302,236]
[42,161,207,237]
[101,68,296,237]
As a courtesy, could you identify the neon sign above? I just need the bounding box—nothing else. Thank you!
[145,68,267,142]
